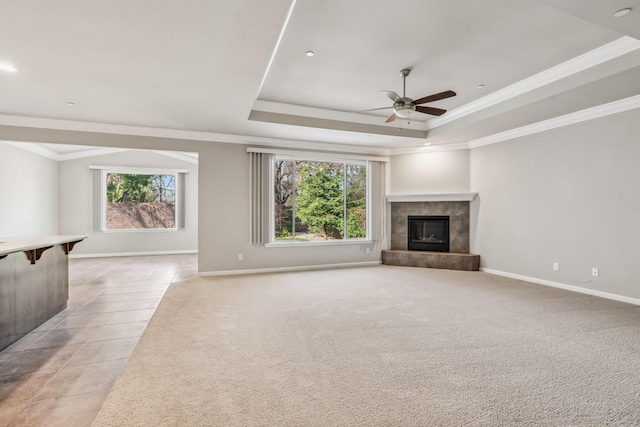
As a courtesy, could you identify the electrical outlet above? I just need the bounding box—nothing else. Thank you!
[591,267,599,277]
[553,262,559,271]
[365,247,370,254]
[238,253,243,261]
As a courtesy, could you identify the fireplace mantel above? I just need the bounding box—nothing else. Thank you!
[386,193,477,203]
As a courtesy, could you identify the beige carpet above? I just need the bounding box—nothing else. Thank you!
[92,266,640,426]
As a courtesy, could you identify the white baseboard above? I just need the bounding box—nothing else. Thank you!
[199,261,381,277]
[481,268,640,307]
[70,250,198,259]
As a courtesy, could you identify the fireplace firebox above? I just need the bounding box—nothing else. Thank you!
[408,216,450,252]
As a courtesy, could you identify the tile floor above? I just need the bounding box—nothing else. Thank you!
[0,254,198,426]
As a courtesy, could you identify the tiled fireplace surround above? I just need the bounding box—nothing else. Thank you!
[382,199,480,271]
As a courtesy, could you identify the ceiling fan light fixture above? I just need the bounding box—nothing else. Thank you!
[394,106,413,118]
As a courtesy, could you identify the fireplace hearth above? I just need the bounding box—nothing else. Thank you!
[408,216,450,252]
[382,199,480,271]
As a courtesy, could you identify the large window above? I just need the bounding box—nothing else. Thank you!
[91,166,187,232]
[106,172,176,230]
[273,158,367,242]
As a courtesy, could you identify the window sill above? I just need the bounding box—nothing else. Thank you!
[101,228,178,233]
[265,239,371,248]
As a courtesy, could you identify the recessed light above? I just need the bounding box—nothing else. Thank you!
[423,143,432,146]
[305,51,314,57]
[0,63,18,73]
[477,84,485,89]
[66,101,76,107]
[613,7,631,17]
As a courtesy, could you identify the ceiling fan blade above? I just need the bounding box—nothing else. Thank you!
[385,113,398,123]
[355,106,393,113]
[415,106,447,116]
[414,90,457,105]
[382,90,401,102]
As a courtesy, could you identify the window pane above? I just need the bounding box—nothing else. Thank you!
[296,161,344,240]
[272,157,368,243]
[346,164,367,239]
[274,160,295,240]
[106,173,176,229]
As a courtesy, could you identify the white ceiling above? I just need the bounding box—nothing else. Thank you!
[1,0,639,155]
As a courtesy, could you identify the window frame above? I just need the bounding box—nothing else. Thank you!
[91,165,187,233]
[266,154,371,247]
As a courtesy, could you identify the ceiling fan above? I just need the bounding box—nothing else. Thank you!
[363,69,456,123]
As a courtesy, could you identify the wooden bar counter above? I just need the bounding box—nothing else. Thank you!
[0,235,86,351]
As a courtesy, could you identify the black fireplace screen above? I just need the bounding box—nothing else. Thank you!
[408,216,450,252]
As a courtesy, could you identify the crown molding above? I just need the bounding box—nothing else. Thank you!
[59,147,197,163]
[247,146,389,162]
[56,147,130,161]
[3,140,201,164]
[155,150,199,165]
[242,137,391,156]
[428,36,640,130]
[392,93,640,154]
[0,114,392,156]
[468,94,640,149]
[251,100,429,131]
[248,110,427,139]
[3,140,60,160]
[390,142,470,156]
[0,114,295,145]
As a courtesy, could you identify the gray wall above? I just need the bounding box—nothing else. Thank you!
[470,109,640,299]
[12,107,638,295]
[0,142,58,236]
[198,143,380,273]
[0,127,380,273]
[58,150,198,256]
[389,150,470,194]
